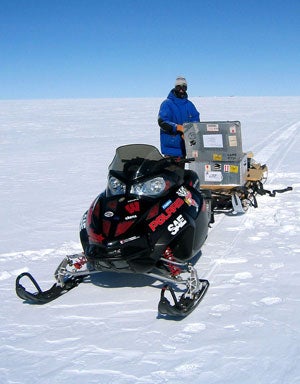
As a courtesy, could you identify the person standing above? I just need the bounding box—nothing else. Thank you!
[158,76,200,158]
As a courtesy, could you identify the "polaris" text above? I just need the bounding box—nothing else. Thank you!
[149,197,184,232]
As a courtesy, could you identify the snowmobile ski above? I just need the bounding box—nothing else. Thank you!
[231,192,245,214]
[15,272,83,304]
[158,279,209,318]
[157,263,209,318]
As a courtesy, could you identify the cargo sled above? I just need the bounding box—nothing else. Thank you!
[184,121,292,215]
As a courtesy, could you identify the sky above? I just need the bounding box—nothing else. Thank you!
[0,0,299,99]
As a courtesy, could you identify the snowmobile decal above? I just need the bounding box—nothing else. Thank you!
[115,221,134,236]
[120,235,140,245]
[167,214,187,235]
[89,232,105,243]
[102,220,111,236]
[125,201,140,214]
[125,215,137,221]
[162,199,172,210]
[176,186,199,211]
[146,203,160,220]
[148,197,184,232]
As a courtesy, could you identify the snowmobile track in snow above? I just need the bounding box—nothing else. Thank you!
[202,120,299,280]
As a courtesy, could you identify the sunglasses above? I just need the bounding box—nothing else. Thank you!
[175,84,187,91]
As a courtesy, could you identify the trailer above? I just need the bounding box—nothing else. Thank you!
[184,121,290,215]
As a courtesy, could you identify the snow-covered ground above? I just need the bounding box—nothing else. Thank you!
[1,97,300,384]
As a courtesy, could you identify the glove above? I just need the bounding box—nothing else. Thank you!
[176,125,184,133]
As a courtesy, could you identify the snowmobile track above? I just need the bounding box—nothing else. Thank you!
[201,120,298,280]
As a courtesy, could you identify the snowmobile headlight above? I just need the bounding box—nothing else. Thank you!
[108,176,126,195]
[130,177,166,197]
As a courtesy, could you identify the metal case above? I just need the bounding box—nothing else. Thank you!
[184,121,247,186]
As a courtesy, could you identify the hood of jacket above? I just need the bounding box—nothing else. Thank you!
[167,89,188,103]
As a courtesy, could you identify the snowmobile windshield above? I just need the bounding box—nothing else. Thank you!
[107,144,174,197]
[108,144,164,181]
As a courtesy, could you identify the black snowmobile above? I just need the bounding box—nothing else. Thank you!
[16,144,212,317]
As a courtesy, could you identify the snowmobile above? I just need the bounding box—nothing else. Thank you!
[16,144,212,318]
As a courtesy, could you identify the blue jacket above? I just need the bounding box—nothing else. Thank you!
[158,90,200,157]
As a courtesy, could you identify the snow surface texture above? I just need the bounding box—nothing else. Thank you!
[1,97,300,384]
